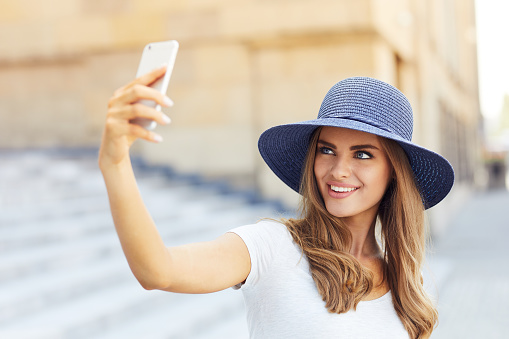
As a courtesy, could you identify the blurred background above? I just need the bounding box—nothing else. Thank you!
[0,0,508,338]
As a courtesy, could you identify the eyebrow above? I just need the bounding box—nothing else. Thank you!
[317,140,380,151]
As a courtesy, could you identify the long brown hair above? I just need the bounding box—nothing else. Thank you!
[284,127,437,338]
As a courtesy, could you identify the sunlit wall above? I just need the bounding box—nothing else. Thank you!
[0,0,481,233]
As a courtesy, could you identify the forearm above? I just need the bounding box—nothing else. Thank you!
[98,67,250,293]
[101,158,172,290]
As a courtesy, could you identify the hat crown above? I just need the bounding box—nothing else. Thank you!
[318,77,413,141]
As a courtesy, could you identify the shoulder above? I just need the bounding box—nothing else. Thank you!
[228,219,291,258]
[229,219,298,288]
[229,219,289,240]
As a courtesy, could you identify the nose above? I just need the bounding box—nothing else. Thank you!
[330,155,352,179]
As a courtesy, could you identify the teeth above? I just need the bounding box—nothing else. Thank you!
[330,185,357,193]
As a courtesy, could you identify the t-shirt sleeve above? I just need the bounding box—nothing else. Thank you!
[228,220,287,290]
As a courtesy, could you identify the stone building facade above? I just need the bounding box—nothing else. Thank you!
[0,0,480,234]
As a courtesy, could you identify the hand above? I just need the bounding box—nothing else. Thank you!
[99,65,173,169]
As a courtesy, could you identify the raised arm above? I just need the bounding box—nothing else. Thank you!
[98,66,250,293]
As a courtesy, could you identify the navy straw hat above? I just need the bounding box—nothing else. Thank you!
[258,77,454,209]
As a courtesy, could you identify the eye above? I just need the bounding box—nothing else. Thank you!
[354,151,372,159]
[318,146,335,155]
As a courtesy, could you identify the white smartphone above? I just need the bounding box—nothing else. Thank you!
[131,40,179,130]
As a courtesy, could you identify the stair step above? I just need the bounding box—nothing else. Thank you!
[0,253,129,323]
[93,289,247,339]
[0,280,246,339]
[0,151,285,338]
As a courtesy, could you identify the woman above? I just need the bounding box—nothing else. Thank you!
[99,67,454,338]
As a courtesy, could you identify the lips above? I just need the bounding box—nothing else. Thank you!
[327,184,359,199]
[330,185,358,193]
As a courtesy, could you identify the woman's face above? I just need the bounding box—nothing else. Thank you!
[313,127,393,225]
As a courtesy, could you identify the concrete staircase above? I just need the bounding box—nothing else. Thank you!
[0,150,287,339]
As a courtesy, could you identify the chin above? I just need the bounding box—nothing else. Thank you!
[324,201,379,221]
[323,204,354,218]
[328,211,356,219]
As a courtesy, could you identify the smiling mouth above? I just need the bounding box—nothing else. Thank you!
[330,185,359,193]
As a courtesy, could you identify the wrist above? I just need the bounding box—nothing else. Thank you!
[98,153,133,176]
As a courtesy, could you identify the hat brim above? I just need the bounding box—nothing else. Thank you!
[258,118,454,209]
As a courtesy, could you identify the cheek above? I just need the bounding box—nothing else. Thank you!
[358,164,391,187]
[313,157,326,179]
[380,161,393,187]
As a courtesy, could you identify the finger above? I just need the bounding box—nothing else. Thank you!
[132,64,167,87]
[104,116,163,143]
[128,122,164,143]
[110,104,171,125]
[108,65,170,109]
[112,84,173,108]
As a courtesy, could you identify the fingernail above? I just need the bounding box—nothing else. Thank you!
[162,114,171,124]
[163,96,174,107]
[160,63,168,69]
[153,134,163,143]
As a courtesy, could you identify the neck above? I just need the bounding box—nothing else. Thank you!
[344,216,380,260]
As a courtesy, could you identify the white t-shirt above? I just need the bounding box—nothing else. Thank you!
[229,220,409,339]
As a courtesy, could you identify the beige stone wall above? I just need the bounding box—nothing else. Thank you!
[0,52,139,148]
[411,0,481,234]
[0,0,480,231]
[141,41,256,182]
[252,35,383,205]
